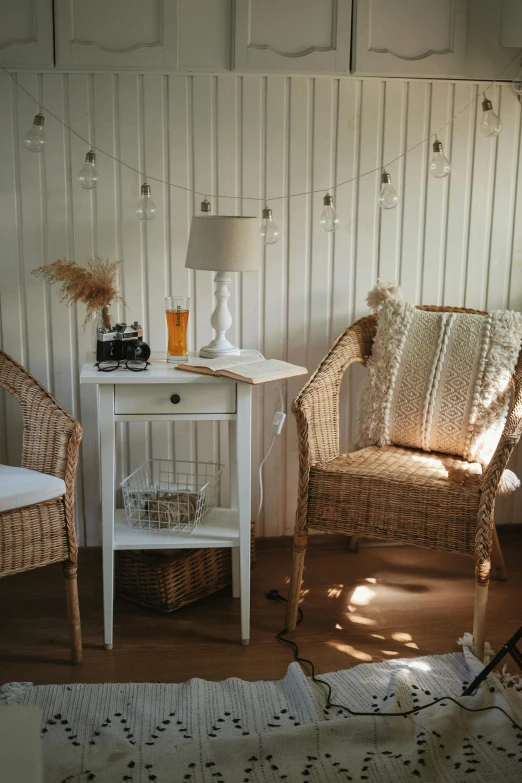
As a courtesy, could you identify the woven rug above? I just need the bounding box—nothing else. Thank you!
[2,646,522,783]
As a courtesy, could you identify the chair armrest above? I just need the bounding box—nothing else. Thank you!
[0,351,82,500]
[21,396,82,501]
[292,315,376,467]
[480,354,522,498]
[476,354,522,564]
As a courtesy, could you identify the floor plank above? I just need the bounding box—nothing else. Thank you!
[1,531,521,685]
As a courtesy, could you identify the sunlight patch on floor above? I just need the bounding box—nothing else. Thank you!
[328,641,372,662]
[328,585,344,598]
[350,585,375,606]
[370,633,385,640]
[346,614,377,626]
[392,632,413,642]
[381,650,399,656]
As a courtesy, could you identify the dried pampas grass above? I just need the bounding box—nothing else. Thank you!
[33,257,125,328]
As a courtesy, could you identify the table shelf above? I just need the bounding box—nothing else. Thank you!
[114,507,239,550]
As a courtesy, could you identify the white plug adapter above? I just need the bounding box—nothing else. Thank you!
[272,411,286,435]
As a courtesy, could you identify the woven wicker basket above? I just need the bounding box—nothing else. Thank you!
[115,525,256,613]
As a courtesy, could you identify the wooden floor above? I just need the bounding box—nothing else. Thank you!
[1,530,521,686]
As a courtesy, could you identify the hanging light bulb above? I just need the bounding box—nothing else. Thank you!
[24,113,45,153]
[511,58,522,96]
[259,206,279,245]
[480,98,502,137]
[378,171,399,210]
[200,196,212,215]
[136,182,157,221]
[429,140,451,178]
[319,193,340,232]
[77,149,99,189]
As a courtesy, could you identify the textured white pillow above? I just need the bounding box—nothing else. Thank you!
[357,283,522,473]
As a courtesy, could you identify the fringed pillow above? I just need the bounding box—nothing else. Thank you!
[357,282,522,493]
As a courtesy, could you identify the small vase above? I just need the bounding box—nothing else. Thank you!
[92,305,112,353]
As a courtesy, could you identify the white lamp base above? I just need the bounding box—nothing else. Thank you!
[199,340,240,358]
[199,272,241,358]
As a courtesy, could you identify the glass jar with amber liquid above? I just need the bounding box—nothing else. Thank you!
[165,297,190,363]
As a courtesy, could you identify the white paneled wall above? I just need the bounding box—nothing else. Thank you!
[1,72,522,545]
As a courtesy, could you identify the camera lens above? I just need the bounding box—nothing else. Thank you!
[122,339,151,362]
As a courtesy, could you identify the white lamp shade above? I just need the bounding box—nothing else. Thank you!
[185,216,260,272]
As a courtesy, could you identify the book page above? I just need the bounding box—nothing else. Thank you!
[227,359,305,381]
[186,355,259,372]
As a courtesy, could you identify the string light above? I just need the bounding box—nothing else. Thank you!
[429,139,451,178]
[480,98,503,137]
[6,48,519,226]
[136,182,156,221]
[24,113,45,152]
[378,171,399,210]
[78,149,98,189]
[259,206,279,245]
[319,193,340,232]
[200,196,212,215]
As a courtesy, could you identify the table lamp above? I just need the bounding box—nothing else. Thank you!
[185,216,260,357]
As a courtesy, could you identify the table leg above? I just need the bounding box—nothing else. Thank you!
[236,384,252,645]
[229,418,240,598]
[99,385,115,650]
[231,548,240,599]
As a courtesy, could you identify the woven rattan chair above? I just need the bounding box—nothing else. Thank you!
[0,351,83,663]
[286,307,522,660]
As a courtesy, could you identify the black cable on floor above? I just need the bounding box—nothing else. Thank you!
[265,589,522,731]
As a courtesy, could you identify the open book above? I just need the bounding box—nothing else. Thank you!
[175,356,307,384]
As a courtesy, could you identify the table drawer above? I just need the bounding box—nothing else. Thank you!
[115,383,236,415]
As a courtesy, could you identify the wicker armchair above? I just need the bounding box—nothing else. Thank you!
[286,307,522,660]
[0,351,83,663]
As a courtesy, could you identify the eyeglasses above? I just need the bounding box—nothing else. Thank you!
[95,359,150,373]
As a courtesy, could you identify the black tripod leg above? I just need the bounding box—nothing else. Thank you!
[509,644,522,670]
[462,625,522,696]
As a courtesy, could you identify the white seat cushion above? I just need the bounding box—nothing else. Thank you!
[0,464,66,513]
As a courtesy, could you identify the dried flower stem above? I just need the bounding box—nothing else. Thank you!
[33,257,125,328]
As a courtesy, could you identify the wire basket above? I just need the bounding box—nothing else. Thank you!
[120,459,223,533]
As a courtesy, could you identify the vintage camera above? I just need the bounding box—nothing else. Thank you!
[96,321,151,364]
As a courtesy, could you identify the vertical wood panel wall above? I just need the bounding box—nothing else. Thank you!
[1,72,521,545]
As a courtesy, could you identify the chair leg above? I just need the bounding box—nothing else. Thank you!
[63,563,83,664]
[490,525,507,581]
[347,535,360,552]
[286,543,307,631]
[472,562,490,661]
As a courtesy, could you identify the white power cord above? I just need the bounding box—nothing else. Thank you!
[239,349,286,521]
[256,377,286,520]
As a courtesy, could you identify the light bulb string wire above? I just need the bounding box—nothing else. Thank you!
[4,49,521,204]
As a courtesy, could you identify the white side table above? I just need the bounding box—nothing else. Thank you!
[80,354,252,648]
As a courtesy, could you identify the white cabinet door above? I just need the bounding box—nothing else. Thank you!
[0,0,53,67]
[177,0,231,71]
[55,0,232,70]
[55,0,177,68]
[353,0,467,78]
[235,0,352,72]
[501,0,522,48]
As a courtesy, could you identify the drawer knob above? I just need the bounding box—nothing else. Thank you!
[170,393,181,405]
